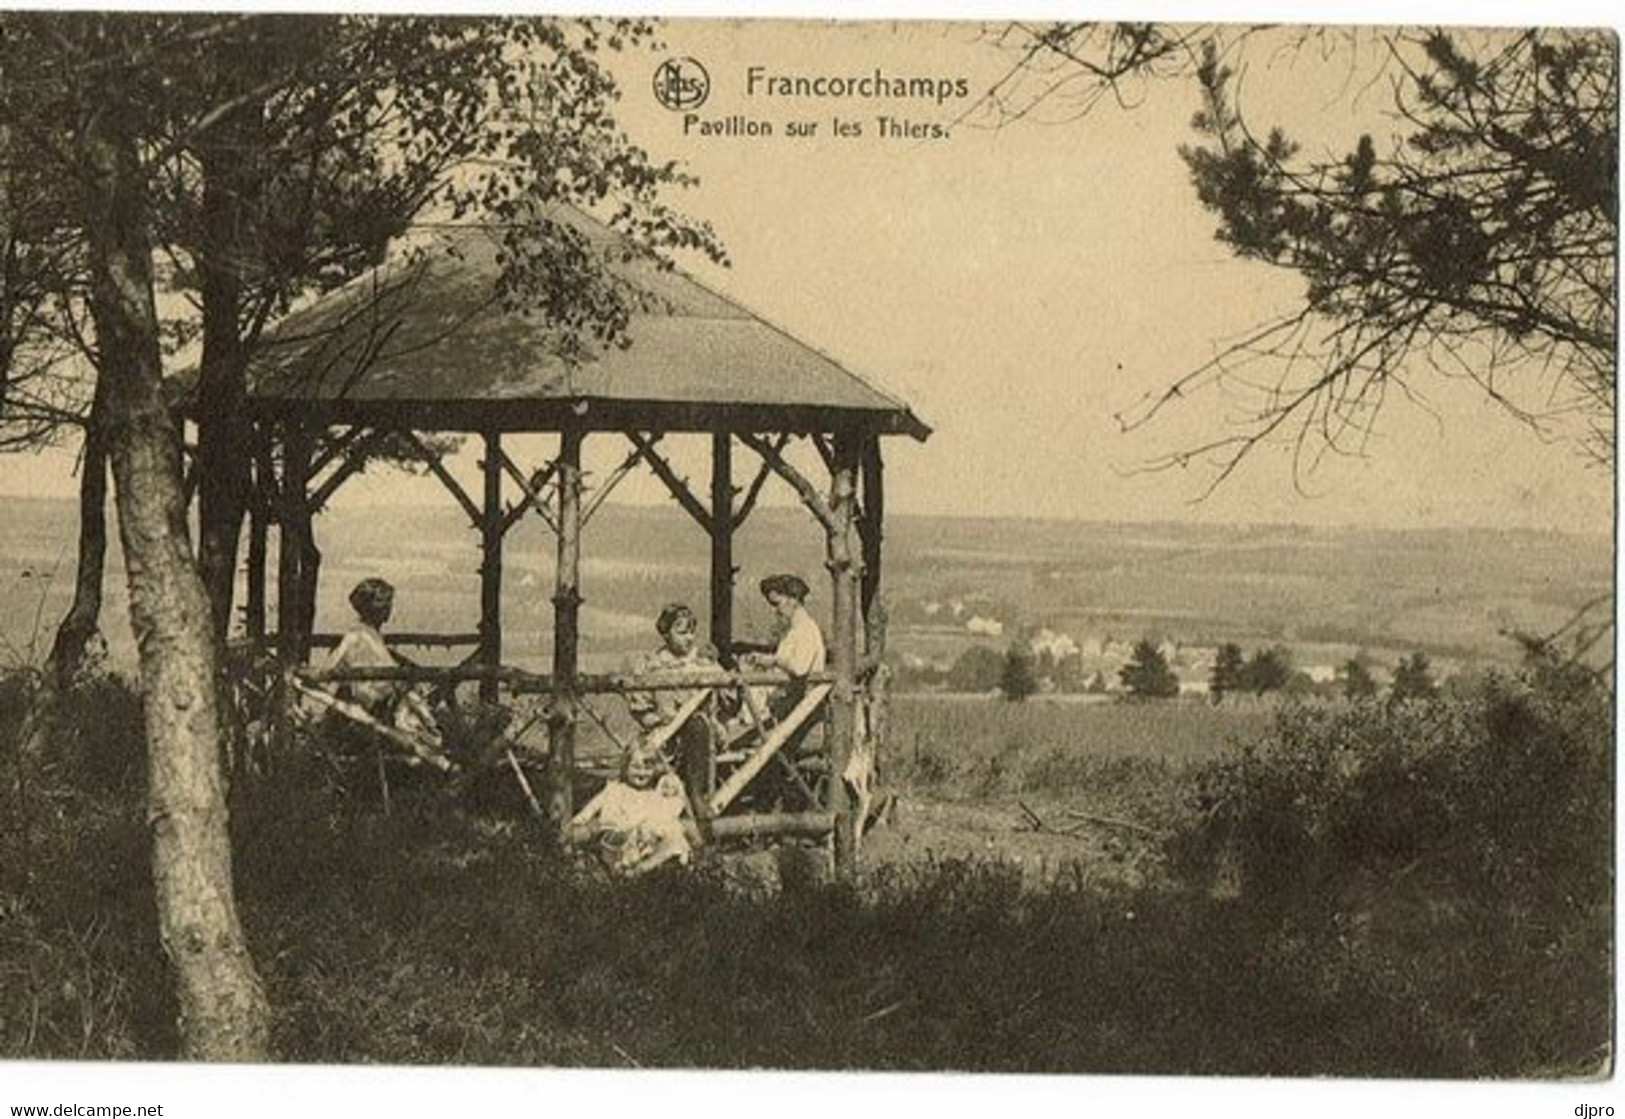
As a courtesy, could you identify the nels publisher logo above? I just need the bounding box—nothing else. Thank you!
[653,57,710,111]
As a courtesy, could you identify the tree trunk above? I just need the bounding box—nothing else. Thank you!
[276,427,319,664]
[195,109,260,644]
[45,374,112,689]
[1,113,13,394]
[85,101,270,1061]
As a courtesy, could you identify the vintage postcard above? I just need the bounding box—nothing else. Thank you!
[0,7,1615,1117]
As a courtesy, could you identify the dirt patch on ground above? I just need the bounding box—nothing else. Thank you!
[692,794,1165,894]
[860,794,1160,889]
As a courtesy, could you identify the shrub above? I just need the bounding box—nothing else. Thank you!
[1175,661,1610,906]
[1240,645,1293,694]
[50,673,147,795]
[946,645,1002,692]
[0,671,172,1059]
[1339,656,1379,700]
[998,643,1039,701]
[2,664,1609,1075]
[1167,657,1613,1071]
[1390,650,1440,702]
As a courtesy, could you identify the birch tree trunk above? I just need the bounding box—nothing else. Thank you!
[85,98,270,1061]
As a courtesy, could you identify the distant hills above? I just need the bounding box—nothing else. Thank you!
[1,495,1610,673]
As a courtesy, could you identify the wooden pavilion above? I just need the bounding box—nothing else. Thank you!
[223,214,929,873]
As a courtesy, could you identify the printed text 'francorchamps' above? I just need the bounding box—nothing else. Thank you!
[744,66,969,104]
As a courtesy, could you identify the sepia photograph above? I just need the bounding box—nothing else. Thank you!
[0,3,1616,1114]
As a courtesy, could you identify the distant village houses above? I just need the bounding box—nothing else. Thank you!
[890,596,1452,701]
[964,615,1004,637]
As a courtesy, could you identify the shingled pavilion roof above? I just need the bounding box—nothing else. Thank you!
[241,214,930,441]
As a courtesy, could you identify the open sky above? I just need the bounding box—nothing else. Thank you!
[602,20,1612,533]
[0,16,1612,536]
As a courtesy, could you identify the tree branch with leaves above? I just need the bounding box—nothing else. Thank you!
[1128,29,1616,483]
[978,24,1616,484]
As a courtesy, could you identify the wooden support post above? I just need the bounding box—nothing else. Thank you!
[276,426,317,665]
[547,426,584,831]
[298,506,322,652]
[245,431,271,643]
[479,429,504,704]
[709,432,735,662]
[274,432,297,637]
[859,435,889,794]
[826,432,863,877]
[860,436,885,636]
[245,499,268,643]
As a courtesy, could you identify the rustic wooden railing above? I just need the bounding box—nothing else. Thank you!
[267,657,887,853]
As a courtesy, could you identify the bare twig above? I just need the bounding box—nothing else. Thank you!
[1062,809,1166,839]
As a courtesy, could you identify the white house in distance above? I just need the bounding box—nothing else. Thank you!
[1029,627,1080,662]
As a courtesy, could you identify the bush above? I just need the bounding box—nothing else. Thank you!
[0,671,173,1059]
[1239,645,1293,694]
[1167,656,1612,1073]
[946,645,1002,692]
[998,643,1039,701]
[1390,650,1440,702]
[1174,661,1610,907]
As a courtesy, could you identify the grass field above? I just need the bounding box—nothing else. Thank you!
[886,694,1272,810]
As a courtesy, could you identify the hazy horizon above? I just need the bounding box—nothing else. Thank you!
[6,489,1608,678]
[0,487,1612,542]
